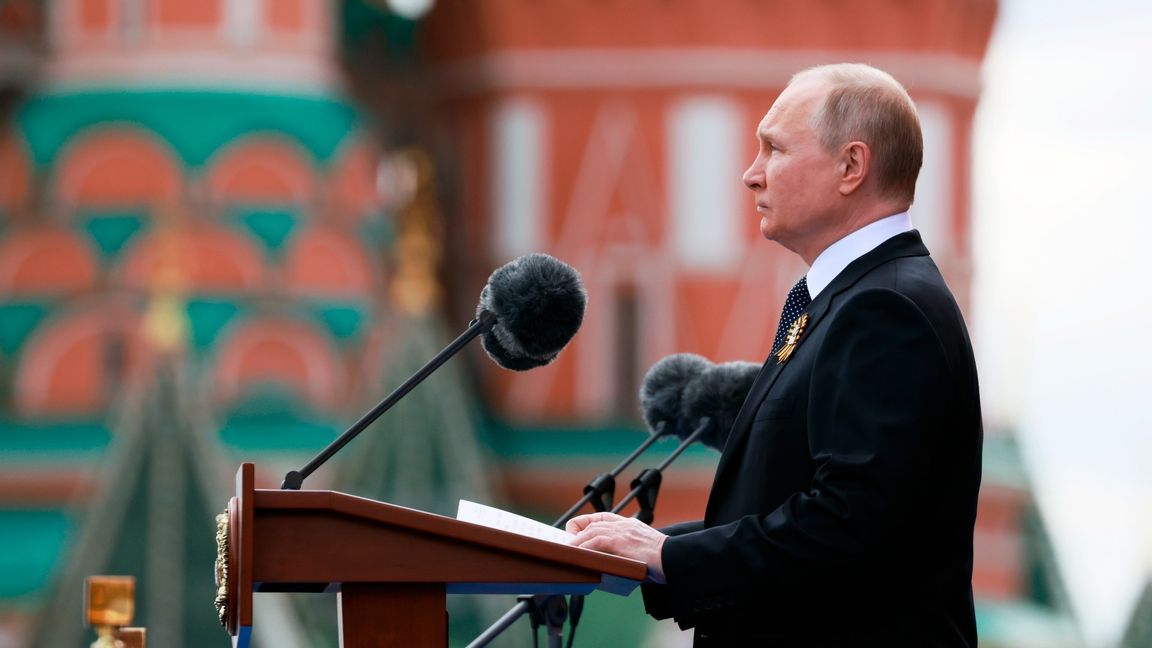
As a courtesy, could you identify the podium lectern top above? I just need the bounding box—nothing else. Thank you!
[217,463,646,648]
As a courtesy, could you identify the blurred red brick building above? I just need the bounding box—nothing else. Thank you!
[0,1,1082,646]
[418,0,1077,643]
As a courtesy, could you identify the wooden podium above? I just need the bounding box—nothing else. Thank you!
[217,463,646,647]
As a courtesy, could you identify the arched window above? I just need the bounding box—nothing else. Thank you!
[116,223,265,293]
[206,135,315,205]
[282,225,376,298]
[212,314,345,412]
[0,227,101,359]
[282,225,378,342]
[206,136,317,256]
[55,127,182,207]
[0,227,99,296]
[14,298,144,416]
[53,127,181,261]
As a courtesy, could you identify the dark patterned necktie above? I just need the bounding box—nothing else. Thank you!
[772,276,811,356]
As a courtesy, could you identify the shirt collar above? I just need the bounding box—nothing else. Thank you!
[805,212,913,299]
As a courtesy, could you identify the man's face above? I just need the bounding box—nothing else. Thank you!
[742,79,842,262]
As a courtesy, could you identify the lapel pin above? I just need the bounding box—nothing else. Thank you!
[774,313,809,365]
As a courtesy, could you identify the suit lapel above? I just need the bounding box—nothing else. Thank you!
[704,231,930,523]
[704,293,832,521]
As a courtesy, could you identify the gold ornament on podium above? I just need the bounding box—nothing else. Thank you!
[214,511,231,628]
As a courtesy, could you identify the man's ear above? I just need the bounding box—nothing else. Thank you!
[838,141,869,196]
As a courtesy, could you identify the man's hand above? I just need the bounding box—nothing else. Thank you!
[566,512,668,583]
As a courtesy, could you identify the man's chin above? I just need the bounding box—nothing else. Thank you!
[759,217,776,241]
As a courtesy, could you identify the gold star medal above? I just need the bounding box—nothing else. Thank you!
[774,313,809,364]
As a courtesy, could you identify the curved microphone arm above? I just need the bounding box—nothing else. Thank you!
[281,310,498,490]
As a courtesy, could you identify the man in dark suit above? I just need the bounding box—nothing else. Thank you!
[568,63,982,646]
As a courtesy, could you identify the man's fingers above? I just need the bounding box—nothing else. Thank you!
[565,511,623,534]
[564,516,589,534]
[576,535,613,553]
[570,521,609,546]
[571,526,617,552]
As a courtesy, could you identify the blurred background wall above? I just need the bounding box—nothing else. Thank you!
[0,0,1126,646]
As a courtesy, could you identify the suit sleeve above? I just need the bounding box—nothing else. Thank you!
[660,520,705,537]
[655,288,951,615]
[639,519,705,619]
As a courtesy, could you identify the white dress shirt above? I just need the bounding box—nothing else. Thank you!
[805,212,914,300]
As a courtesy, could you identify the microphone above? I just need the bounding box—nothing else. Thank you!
[679,361,761,451]
[281,253,586,490]
[477,253,587,371]
[611,360,758,519]
[553,353,710,520]
[639,353,713,435]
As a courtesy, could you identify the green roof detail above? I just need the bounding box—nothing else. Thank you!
[307,300,368,342]
[0,301,50,356]
[0,418,110,459]
[0,510,73,599]
[233,207,299,254]
[78,210,149,261]
[218,415,342,452]
[217,388,342,451]
[17,89,361,169]
[185,298,244,351]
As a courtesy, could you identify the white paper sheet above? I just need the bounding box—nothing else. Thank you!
[456,500,574,546]
[454,500,642,596]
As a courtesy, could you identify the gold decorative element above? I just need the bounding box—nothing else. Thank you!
[214,511,230,629]
[143,202,190,354]
[774,313,809,365]
[387,149,444,316]
[85,575,134,648]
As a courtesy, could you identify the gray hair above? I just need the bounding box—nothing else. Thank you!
[792,63,923,204]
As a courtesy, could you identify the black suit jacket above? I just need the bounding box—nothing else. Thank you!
[642,231,982,647]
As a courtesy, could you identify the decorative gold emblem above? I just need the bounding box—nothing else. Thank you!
[774,313,809,365]
[214,511,230,629]
[85,575,135,647]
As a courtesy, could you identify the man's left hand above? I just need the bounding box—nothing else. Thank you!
[566,512,668,583]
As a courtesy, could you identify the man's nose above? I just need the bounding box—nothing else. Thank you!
[742,162,762,190]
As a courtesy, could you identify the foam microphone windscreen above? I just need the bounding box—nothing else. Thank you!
[638,353,713,434]
[679,361,760,450]
[476,253,587,371]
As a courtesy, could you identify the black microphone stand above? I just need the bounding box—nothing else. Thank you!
[280,310,497,490]
[610,417,712,518]
[561,417,713,648]
[468,418,713,648]
[557,419,671,518]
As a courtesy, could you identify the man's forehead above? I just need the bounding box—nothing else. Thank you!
[757,80,825,136]
[756,113,772,132]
